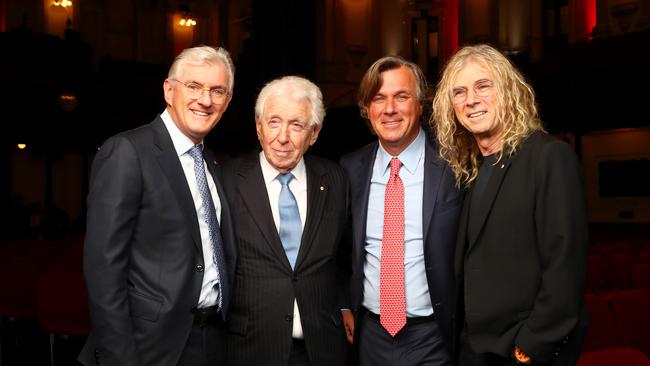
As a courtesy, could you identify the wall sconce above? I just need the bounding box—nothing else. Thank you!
[58,92,78,111]
[53,0,72,7]
[178,4,197,27]
[179,18,197,27]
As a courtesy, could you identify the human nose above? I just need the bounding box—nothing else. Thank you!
[196,89,213,105]
[277,123,290,143]
[465,88,481,105]
[384,97,397,114]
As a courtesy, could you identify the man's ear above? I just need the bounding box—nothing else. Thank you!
[309,124,322,146]
[163,79,173,105]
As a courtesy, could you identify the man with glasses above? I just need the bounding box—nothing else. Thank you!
[432,44,588,365]
[79,46,236,366]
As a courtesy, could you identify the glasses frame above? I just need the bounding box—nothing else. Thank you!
[451,80,494,105]
[170,78,230,104]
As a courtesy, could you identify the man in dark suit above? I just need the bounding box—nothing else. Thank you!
[340,56,462,366]
[79,46,236,366]
[221,76,352,366]
[432,44,588,365]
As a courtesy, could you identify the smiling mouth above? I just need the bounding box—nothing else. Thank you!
[273,149,293,156]
[191,109,210,117]
[467,111,487,118]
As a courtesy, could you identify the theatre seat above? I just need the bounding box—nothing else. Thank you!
[610,289,650,357]
[582,293,622,352]
[578,347,650,366]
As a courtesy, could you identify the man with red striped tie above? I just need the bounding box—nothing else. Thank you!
[340,56,462,366]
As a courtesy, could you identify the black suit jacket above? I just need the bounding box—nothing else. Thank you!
[455,131,588,363]
[78,117,236,366]
[339,135,462,354]
[221,152,351,366]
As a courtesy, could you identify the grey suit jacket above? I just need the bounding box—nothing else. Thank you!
[221,152,351,366]
[79,117,236,366]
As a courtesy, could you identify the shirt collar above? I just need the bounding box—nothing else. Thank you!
[259,151,307,185]
[377,127,425,176]
[160,109,201,156]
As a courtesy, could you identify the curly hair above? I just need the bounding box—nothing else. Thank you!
[431,44,544,188]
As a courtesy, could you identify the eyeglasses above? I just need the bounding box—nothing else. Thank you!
[170,79,230,103]
[451,80,494,105]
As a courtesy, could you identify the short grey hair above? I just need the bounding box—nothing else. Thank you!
[168,45,235,94]
[255,76,325,127]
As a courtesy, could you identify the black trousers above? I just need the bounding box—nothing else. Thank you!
[358,308,452,366]
[177,307,226,366]
[289,338,311,366]
[458,324,586,366]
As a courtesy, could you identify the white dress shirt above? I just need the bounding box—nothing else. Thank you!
[259,151,307,339]
[161,109,222,308]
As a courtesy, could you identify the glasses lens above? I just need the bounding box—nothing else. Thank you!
[210,89,228,102]
[452,90,467,105]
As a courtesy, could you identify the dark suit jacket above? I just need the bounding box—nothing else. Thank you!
[221,152,351,366]
[455,131,588,363]
[78,117,236,366]
[339,135,462,354]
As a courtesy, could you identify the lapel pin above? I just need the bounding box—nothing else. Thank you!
[320,186,325,191]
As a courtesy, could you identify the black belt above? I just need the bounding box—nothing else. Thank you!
[363,307,435,326]
[292,338,306,347]
[192,305,222,327]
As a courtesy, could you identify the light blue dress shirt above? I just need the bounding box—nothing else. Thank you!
[362,128,433,317]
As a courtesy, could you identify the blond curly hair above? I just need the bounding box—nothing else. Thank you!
[431,44,544,188]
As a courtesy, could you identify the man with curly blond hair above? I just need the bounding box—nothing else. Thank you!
[432,44,588,365]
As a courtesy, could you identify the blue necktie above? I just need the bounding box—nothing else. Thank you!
[187,144,228,309]
[277,173,301,270]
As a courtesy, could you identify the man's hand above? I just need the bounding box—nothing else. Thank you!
[341,310,355,344]
[514,346,532,364]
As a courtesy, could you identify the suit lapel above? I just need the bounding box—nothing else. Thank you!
[294,155,327,271]
[455,188,472,279]
[422,137,443,242]
[467,155,512,251]
[353,144,377,261]
[151,118,202,252]
[204,149,236,261]
[235,153,292,270]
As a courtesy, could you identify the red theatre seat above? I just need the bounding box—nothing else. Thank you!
[610,289,650,357]
[578,347,650,366]
[633,264,650,290]
[582,293,623,352]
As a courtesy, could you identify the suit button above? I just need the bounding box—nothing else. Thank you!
[196,264,204,272]
[285,315,293,322]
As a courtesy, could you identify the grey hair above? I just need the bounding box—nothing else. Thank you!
[255,76,325,127]
[168,45,235,94]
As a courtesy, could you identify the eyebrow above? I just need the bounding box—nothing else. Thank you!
[374,89,414,96]
[453,78,492,89]
[187,80,227,89]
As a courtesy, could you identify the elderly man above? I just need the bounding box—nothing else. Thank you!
[340,56,462,366]
[432,44,588,365]
[221,76,352,366]
[79,46,236,366]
